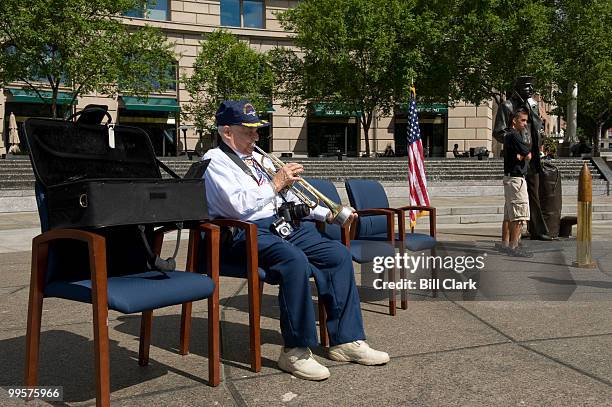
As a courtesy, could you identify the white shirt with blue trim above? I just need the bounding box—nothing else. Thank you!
[202,146,330,222]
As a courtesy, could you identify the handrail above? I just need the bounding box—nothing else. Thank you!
[591,157,611,196]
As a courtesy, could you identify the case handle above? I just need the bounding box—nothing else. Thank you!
[66,105,113,125]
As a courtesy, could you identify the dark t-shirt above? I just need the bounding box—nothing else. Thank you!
[504,129,530,176]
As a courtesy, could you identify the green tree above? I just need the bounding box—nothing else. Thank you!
[183,30,274,133]
[417,0,556,106]
[272,0,432,156]
[551,0,612,156]
[0,0,176,118]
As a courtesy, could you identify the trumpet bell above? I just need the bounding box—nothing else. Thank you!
[331,204,355,227]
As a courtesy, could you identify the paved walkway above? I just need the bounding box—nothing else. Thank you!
[0,210,610,406]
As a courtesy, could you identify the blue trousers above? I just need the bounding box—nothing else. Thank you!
[228,217,366,348]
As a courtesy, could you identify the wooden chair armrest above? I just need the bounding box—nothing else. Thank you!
[356,208,396,217]
[208,219,256,234]
[394,206,437,238]
[396,205,436,214]
[198,224,220,283]
[204,219,259,284]
[341,222,351,247]
[33,228,106,248]
[31,229,108,297]
[355,209,395,242]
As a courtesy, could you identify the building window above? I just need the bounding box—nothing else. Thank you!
[221,0,265,28]
[118,62,177,93]
[124,0,169,21]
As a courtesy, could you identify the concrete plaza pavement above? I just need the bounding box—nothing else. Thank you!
[0,209,611,406]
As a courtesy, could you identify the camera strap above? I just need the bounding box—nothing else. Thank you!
[219,141,260,185]
[219,141,290,202]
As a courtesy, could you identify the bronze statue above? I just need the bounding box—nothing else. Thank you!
[494,76,553,240]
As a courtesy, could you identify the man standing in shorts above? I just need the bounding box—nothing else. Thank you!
[499,107,532,257]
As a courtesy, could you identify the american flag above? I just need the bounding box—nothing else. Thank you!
[406,87,430,226]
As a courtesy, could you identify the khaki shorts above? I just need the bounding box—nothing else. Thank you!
[503,176,530,222]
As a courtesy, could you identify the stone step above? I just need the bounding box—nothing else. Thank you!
[1,178,607,190]
[436,211,612,224]
[403,202,612,225]
[0,159,595,167]
[0,157,604,189]
[431,203,612,216]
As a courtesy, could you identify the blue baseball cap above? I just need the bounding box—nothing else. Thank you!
[215,100,270,128]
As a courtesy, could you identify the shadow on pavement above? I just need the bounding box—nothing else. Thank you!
[0,330,167,403]
[114,314,283,373]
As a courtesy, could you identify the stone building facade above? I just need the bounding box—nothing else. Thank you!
[1,1,498,158]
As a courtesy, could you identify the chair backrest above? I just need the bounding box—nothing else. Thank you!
[344,179,390,238]
[35,182,149,285]
[303,178,342,241]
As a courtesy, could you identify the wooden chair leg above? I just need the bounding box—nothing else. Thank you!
[139,310,153,366]
[90,238,110,407]
[318,296,329,347]
[400,267,408,309]
[180,303,192,356]
[388,266,396,316]
[400,244,408,310]
[201,224,221,387]
[246,226,261,373]
[208,294,220,386]
[247,275,262,372]
[25,243,47,389]
[431,246,438,298]
[92,303,110,407]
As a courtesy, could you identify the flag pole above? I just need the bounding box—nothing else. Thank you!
[409,82,416,230]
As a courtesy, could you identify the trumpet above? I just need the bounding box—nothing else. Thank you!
[253,145,355,227]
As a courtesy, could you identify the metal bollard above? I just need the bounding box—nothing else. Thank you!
[574,163,596,268]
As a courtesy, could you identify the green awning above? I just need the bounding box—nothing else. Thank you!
[121,96,180,112]
[7,88,76,105]
[310,103,362,118]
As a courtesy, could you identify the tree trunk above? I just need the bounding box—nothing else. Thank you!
[362,124,370,157]
[566,82,578,143]
[51,87,58,119]
[593,121,603,157]
[361,111,373,157]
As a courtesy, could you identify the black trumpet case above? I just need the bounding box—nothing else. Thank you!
[24,112,208,230]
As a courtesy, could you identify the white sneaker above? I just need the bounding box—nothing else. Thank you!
[277,347,330,381]
[327,341,390,365]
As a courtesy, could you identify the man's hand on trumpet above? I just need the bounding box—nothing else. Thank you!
[326,208,358,225]
[271,162,304,193]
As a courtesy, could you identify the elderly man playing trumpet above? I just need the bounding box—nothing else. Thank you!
[202,100,389,381]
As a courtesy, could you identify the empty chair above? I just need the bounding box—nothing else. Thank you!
[345,179,437,306]
[26,184,220,407]
[305,178,398,315]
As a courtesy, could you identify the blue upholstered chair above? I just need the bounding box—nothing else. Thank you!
[345,179,438,305]
[305,178,399,315]
[26,184,220,406]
